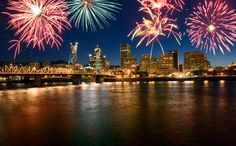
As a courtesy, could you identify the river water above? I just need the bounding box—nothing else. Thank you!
[0,81,236,145]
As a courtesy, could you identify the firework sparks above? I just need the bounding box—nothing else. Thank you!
[138,0,174,16]
[171,0,184,10]
[129,0,182,54]
[3,0,70,58]
[139,0,172,10]
[67,0,121,31]
[128,15,181,54]
[138,0,184,15]
[186,0,236,54]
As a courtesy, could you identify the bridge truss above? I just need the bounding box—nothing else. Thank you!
[0,65,112,76]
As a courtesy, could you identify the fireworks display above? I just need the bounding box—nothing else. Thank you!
[67,0,121,31]
[4,0,70,58]
[128,16,180,54]
[186,0,236,54]
[138,0,185,16]
[172,0,184,10]
[129,0,182,54]
[2,0,236,59]
[139,0,174,13]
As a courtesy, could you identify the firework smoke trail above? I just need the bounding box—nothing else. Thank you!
[67,0,121,31]
[3,0,71,58]
[186,0,236,54]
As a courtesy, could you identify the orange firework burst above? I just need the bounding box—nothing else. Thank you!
[186,0,236,54]
[3,0,71,58]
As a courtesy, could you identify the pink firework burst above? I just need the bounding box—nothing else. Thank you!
[3,0,71,58]
[171,0,184,10]
[128,15,181,53]
[186,0,236,54]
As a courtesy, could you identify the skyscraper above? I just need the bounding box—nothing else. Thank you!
[168,50,178,70]
[157,50,178,75]
[184,51,206,71]
[120,44,131,67]
[68,42,78,64]
[139,54,150,72]
[89,45,109,71]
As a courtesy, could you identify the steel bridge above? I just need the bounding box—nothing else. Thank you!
[0,65,112,76]
[0,65,114,86]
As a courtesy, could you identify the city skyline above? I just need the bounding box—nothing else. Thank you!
[1,1,236,145]
[0,0,236,67]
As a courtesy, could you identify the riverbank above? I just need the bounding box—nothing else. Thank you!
[105,76,236,82]
[1,76,236,84]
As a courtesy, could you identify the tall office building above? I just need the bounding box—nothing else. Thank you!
[139,54,158,74]
[139,54,150,72]
[157,50,178,75]
[123,57,137,68]
[120,44,131,67]
[184,51,206,71]
[168,50,178,70]
[89,45,110,71]
[68,42,78,64]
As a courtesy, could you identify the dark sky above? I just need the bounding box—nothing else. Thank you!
[0,0,236,66]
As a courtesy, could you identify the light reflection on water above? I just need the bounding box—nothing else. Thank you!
[0,81,236,145]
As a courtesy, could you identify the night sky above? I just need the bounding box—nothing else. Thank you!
[0,0,236,66]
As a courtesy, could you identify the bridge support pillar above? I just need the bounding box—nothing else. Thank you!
[34,75,42,87]
[95,75,104,83]
[72,75,82,85]
[23,76,30,83]
[6,76,11,86]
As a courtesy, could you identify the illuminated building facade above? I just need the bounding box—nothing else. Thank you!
[184,51,207,71]
[89,45,110,71]
[149,58,158,74]
[123,57,137,68]
[139,54,150,72]
[139,54,158,74]
[169,50,178,70]
[120,44,131,67]
[157,50,178,75]
[68,42,78,64]
[120,44,138,74]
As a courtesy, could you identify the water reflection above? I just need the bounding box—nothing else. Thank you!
[0,81,236,145]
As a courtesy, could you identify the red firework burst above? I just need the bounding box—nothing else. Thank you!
[186,0,236,54]
[3,0,71,58]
